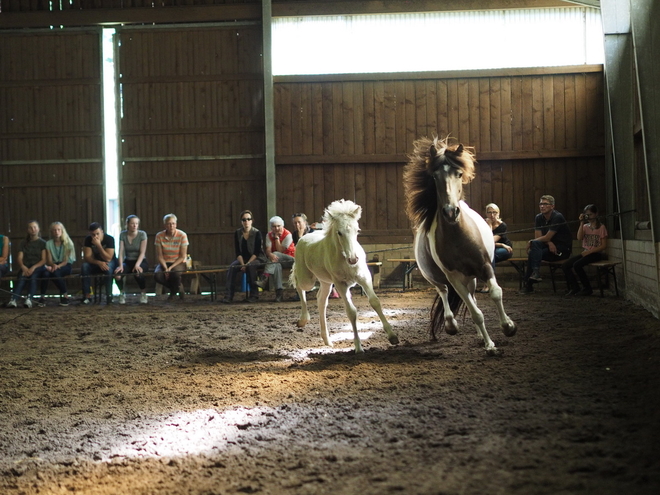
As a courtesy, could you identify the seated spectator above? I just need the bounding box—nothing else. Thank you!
[257,215,295,302]
[0,232,9,283]
[81,222,118,305]
[221,210,266,304]
[40,222,76,306]
[480,203,513,292]
[6,221,47,308]
[562,204,608,297]
[115,215,149,305]
[521,195,572,294]
[154,213,189,301]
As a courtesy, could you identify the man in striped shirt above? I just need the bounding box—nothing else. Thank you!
[154,213,189,300]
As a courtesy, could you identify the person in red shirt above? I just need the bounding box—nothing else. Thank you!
[257,215,295,302]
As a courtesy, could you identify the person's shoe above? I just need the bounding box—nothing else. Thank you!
[564,288,580,297]
[59,296,70,307]
[576,288,593,296]
[256,276,268,289]
[276,289,284,302]
[529,270,542,282]
[82,297,92,305]
[140,293,148,304]
[118,293,126,305]
[35,297,46,307]
[24,298,33,308]
[247,295,259,303]
[6,299,17,308]
[519,286,534,295]
[106,295,113,305]
[291,292,300,301]
[329,288,340,299]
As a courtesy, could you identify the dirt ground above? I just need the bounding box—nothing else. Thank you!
[1,284,659,495]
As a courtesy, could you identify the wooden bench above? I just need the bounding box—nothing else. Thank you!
[496,257,528,290]
[544,259,622,297]
[388,258,417,291]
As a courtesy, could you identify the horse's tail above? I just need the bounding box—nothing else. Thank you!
[429,284,463,340]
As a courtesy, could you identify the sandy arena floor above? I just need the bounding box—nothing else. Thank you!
[1,286,659,495]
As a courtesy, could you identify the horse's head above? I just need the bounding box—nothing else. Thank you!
[324,199,362,265]
[404,136,476,230]
[429,140,475,223]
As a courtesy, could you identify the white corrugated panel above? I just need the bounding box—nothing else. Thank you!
[273,8,604,75]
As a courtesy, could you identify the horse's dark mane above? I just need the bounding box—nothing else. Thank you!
[404,136,476,231]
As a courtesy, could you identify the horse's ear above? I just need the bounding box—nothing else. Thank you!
[352,205,362,219]
[456,144,464,154]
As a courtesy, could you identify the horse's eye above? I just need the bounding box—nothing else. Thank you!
[338,231,343,236]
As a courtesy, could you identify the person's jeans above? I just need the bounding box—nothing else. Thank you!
[116,259,149,291]
[13,266,48,300]
[562,252,604,291]
[493,247,513,264]
[525,240,570,279]
[0,263,9,280]
[40,263,73,295]
[154,262,186,294]
[82,259,118,297]
[226,260,260,298]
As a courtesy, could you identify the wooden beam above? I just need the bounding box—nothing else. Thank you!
[275,148,605,165]
[275,65,603,84]
[273,0,578,17]
[0,6,261,29]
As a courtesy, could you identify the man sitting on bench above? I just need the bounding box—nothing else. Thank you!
[521,195,572,294]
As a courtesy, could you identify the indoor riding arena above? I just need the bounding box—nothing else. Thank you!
[1,1,659,495]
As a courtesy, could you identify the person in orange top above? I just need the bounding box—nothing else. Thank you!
[154,213,189,301]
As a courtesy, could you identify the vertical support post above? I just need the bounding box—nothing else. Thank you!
[262,0,277,221]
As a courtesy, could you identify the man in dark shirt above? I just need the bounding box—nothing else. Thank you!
[81,222,118,304]
[521,195,572,294]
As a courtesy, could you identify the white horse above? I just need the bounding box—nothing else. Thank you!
[290,199,399,353]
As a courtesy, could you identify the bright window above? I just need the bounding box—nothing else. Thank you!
[273,8,604,75]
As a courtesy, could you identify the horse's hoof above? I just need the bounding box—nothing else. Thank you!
[445,326,458,336]
[502,322,517,337]
[296,320,308,328]
[486,347,502,357]
[388,334,400,345]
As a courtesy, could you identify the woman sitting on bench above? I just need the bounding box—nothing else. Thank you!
[562,204,608,297]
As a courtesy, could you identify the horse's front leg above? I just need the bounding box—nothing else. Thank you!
[334,282,363,354]
[451,279,498,355]
[358,276,398,345]
[316,282,333,347]
[436,285,459,336]
[486,278,517,337]
[296,287,310,328]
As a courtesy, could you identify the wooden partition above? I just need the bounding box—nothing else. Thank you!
[274,67,606,243]
[0,29,103,257]
[118,24,265,267]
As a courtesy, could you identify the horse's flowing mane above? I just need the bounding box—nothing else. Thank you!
[323,199,362,235]
[404,136,476,231]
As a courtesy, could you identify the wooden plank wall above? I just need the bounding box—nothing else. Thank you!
[118,25,266,267]
[274,68,606,243]
[0,29,103,259]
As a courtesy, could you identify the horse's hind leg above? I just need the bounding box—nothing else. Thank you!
[487,278,517,337]
[358,276,399,345]
[316,282,333,347]
[334,282,363,354]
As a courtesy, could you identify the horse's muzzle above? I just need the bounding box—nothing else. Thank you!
[442,205,460,223]
[347,256,359,265]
